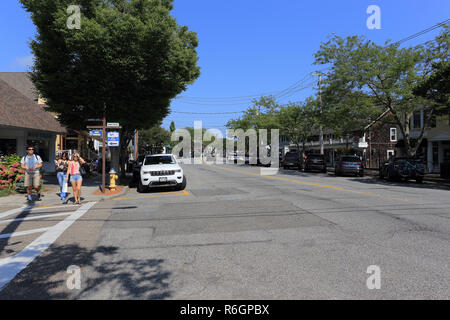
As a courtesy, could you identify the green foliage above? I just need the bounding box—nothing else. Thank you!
[414,27,450,113]
[314,30,448,157]
[278,98,317,150]
[226,95,281,138]
[138,125,170,154]
[19,0,200,167]
[0,154,26,192]
[0,154,21,167]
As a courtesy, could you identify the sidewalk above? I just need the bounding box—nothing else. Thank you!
[0,173,129,211]
[328,167,450,187]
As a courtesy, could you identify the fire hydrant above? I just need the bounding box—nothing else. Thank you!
[109,169,118,190]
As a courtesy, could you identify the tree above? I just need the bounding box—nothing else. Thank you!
[278,98,318,153]
[414,28,450,113]
[20,0,200,174]
[314,32,448,157]
[138,125,170,154]
[226,96,281,157]
[169,121,176,133]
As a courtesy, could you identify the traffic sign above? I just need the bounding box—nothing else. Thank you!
[107,131,120,147]
[89,130,102,137]
[107,122,120,127]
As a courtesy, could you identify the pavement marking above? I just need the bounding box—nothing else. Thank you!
[0,212,73,225]
[0,204,73,220]
[0,206,31,219]
[113,189,190,201]
[208,164,409,202]
[0,227,51,239]
[0,201,96,291]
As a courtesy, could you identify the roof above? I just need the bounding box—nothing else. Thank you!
[0,79,65,134]
[0,72,37,102]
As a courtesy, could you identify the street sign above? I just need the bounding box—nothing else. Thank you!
[107,122,120,127]
[89,130,102,137]
[107,131,120,147]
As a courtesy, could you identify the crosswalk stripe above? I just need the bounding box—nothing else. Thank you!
[0,206,31,219]
[0,227,51,239]
[0,201,97,291]
[0,212,73,225]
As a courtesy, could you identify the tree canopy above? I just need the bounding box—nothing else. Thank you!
[314,29,449,157]
[20,0,200,174]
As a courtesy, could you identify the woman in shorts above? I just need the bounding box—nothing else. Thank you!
[65,153,85,204]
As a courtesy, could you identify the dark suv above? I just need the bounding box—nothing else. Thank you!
[335,155,364,177]
[282,151,302,170]
[304,154,327,173]
[380,157,425,183]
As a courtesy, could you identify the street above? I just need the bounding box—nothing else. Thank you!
[0,163,449,299]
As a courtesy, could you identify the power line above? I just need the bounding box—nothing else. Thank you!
[172,111,243,114]
[393,19,449,45]
[174,72,319,103]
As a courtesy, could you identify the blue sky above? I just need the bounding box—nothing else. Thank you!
[1,0,449,133]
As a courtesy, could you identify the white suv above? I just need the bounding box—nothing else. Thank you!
[138,154,186,192]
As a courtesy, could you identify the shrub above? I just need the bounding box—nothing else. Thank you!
[0,154,25,193]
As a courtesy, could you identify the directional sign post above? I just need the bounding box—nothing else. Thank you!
[87,118,121,193]
[107,131,120,147]
[89,130,102,137]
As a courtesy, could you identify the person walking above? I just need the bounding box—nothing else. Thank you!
[65,153,85,204]
[55,152,69,201]
[20,145,43,202]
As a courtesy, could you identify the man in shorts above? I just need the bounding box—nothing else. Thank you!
[21,145,43,201]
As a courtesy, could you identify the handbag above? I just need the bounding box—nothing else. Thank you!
[62,179,68,193]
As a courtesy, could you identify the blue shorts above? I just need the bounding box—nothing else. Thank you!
[70,174,83,182]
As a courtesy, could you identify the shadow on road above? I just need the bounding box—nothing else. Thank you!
[0,244,172,300]
[0,203,36,255]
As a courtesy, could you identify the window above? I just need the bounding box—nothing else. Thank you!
[390,128,397,142]
[424,110,436,128]
[413,111,421,129]
[387,150,395,159]
[0,139,17,156]
[144,155,175,165]
[27,139,49,162]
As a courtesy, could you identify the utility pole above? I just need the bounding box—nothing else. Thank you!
[312,71,328,155]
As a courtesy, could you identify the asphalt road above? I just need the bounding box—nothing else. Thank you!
[0,163,449,299]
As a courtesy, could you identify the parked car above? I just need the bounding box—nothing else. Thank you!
[304,154,327,173]
[282,151,302,170]
[130,154,146,186]
[138,154,186,192]
[379,157,425,183]
[335,155,364,177]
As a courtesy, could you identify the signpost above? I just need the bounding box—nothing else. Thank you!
[107,131,120,147]
[89,130,102,137]
[87,116,121,193]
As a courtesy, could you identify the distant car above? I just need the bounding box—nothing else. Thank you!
[335,155,364,177]
[282,151,302,170]
[379,157,425,183]
[304,154,327,173]
[138,154,186,192]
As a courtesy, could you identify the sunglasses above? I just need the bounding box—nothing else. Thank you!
[27,148,34,151]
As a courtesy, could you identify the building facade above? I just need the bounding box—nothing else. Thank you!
[0,78,65,172]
